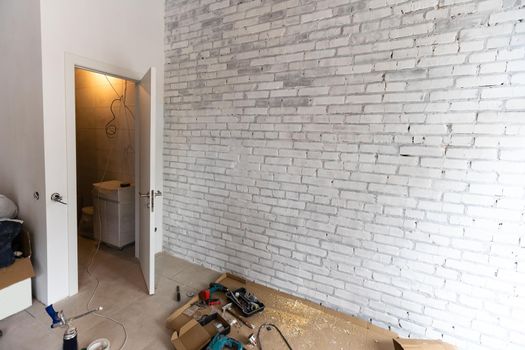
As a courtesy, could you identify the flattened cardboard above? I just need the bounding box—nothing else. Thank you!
[166,273,245,331]
[167,273,398,350]
[170,313,230,350]
[171,319,210,350]
[394,338,456,350]
[0,230,34,290]
[167,273,458,350]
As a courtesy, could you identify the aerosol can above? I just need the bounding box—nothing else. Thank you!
[45,304,103,350]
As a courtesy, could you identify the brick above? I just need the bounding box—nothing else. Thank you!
[390,23,434,39]
[489,9,525,25]
[163,2,525,349]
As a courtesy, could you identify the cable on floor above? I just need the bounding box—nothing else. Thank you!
[85,215,128,350]
[83,74,134,350]
[256,323,293,350]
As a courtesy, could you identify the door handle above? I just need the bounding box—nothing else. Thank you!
[51,193,67,205]
[139,190,160,212]
[139,191,152,210]
[152,190,162,213]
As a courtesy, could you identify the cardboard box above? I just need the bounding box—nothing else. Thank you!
[169,312,231,350]
[0,230,34,320]
[394,338,457,350]
[0,230,34,290]
[166,274,249,350]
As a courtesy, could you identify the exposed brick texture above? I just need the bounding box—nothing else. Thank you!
[163,1,525,348]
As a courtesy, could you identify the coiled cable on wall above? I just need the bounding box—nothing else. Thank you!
[104,75,136,178]
[104,99,119,137]
[104,75,135,139]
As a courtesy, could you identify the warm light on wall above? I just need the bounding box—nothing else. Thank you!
[76,68,123,89]
[74,67,135,210]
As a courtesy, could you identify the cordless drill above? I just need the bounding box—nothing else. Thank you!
[199,283,229,306]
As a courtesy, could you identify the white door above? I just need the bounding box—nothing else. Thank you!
[137,67,156,295]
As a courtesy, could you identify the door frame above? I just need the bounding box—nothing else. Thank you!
[64,53,145,296]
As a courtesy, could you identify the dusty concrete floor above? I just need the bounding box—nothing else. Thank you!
[0,237,220,350]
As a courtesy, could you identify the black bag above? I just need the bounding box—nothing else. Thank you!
[0,220,22,268]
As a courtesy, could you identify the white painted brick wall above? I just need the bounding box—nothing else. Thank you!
[163,0,525,348]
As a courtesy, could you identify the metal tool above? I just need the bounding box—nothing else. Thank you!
[46,304,103,350]
[229,318,241,328]
[206,334,244,350]
[244,292,262,311]
[199,282,228,306]
[248,333,257,346]
[226,288,264,316]
[222,303,255,329]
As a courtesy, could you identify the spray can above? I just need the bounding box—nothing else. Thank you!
[45,304,101,350]
[63,327,78,350]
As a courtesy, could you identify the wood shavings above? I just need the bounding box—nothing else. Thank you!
[190,276,397,350]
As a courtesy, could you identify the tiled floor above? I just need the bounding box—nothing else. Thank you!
[0,237,220,350]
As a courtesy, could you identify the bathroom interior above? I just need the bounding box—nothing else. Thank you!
[75,68,137,268]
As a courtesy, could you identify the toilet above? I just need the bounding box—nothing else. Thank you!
[78,206,94,239]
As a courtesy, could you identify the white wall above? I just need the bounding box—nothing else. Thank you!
[0,0,48,302]
[39,0,164,303]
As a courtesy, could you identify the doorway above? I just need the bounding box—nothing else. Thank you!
[64,55,157,298]
[74,68,137,291]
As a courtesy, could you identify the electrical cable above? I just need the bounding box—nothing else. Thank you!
[256,323,293,350]
[120,80,136,178]
[83,73,136,350]
[104,99,119,137]
[104,76,135,177]
[104,75,136,139]
[84,186,128,350]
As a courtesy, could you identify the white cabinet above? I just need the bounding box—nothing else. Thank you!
[93,180,135,249]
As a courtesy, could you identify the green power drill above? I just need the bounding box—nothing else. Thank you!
[206,334,243,350]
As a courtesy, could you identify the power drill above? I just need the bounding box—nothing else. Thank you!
[199,283,228,306]
[206,334,243,350]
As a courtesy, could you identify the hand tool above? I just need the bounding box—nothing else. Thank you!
[222,303,255,329]
[199,282,229,306]
[248,333,257,346]
[244,291,262,311]
[226,287,265,316]
[206,334,244,350]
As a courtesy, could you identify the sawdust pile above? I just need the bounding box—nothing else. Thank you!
[260,291,356,338]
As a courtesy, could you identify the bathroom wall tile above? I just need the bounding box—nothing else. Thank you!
[75,69,135,212]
